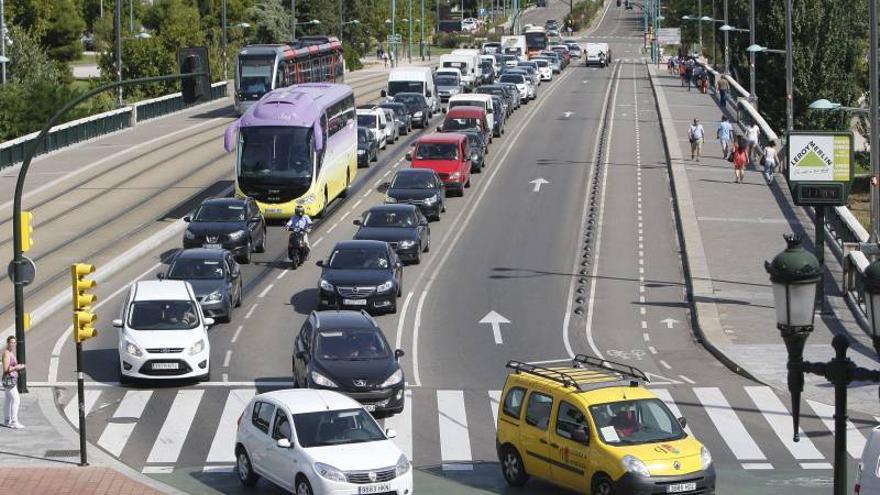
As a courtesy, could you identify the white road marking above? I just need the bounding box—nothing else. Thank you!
[489,390,502,429]
[652,388,692,435]
[745,386,824,460]
[383,389,413,460]
[230,325,244,344]
[97,390,152,457]
[641,321,647,329]
[244,304,258,319]
[326,221,340,233]
[202,465,235,473]
[205,389,257,463]
[648,346,657,354]
[678,375,696,384]
[352,198,363,209]
[694,387,767,461]
[313,235,325,247]
[411,291,428,387]
[643,333,650,341]
[275,270,289,280]
[64,389,101,427]
[222,373,229,382]
[479,310,510,344]
[530,177,550,192]
[395,292,414,350]
[257,284,274,298]
[146,389,205,464]
[142,466,173,474]
[807,399,867,458]
[223,350,232,367]
[659,360,672,370]
[437,390,473,471]
[742,463,774,470]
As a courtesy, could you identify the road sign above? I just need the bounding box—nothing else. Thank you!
[787,131,854,206]
[656,28,681,45]
[7,256,36,286]
[386,34,402,43]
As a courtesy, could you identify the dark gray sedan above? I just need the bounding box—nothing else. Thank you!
[161,249,242,322]
[353,204,430,264]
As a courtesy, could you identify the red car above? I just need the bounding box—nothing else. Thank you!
[406,133,473,196]
[438,106,492,148]
[551,45,571,66]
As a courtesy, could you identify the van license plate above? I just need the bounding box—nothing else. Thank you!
[343,299,368,306]
[358,484,391,494]
[203,243,222,249]
[152,362,179,370]
[667,482,696,493]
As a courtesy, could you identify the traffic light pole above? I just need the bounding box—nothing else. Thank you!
[10,72,206,394]
[76,340,88,466]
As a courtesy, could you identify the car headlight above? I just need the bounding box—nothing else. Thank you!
[319,279,335,291]
[358,149,365,155]
[622,455,651,477]
[310,370,338,388]
[188,339,205,356]
[701,446,713,470]
[413,111,423,118]
[297,193,317,205]
[385,195,397,203]
[204,290,223,303]
[450,171,461,179]
[394,454,411,477]
[125,340,143,357]
[184,230,195,240]
[226,230,246,240]
[381,369,404,388]
[423,195,438,205]
[377,280,394,293]
[398,240,416,249]
[314,462,347,482]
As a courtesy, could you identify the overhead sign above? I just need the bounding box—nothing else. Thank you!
[386,34,402,43]
[656,28,681,45]
[787,131,854,206]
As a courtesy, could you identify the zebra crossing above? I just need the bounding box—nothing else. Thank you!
[58,383,877,475]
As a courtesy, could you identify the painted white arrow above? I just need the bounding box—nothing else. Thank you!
[660,318,679,329]
[530,177,549,192]
[479,311,510,344]
[563,111,574,118]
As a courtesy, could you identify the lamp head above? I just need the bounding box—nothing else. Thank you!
[807,99,839,110]
[746,44,766,53]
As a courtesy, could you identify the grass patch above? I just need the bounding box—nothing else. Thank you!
[69,80,92,91]
[72,52,98,66]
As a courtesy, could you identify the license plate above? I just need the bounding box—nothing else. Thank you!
[152,362,179,370]
[363,404,376,412]
[203,243,222,249]
[667,482,697,493]
[343,299,368,306]
[358,483,391,494]
[266,208,283,214]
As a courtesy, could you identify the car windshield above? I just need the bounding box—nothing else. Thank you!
[294,408,386,447]
[449,101,484,111]
[363,210,416,228]
[478,88,502,96]
[415,142,461,159]
[435,75,459,86]
[464,133,484,149]
[328,248,390,269]
[167,259,225,280]
[239,126,312,180]
[393,94,424,107]
[128,300,200,330]
[357,114,377,127]
[192,203,246,222]
[590,399,686,446]
[534,59,549,67]
[500,74,524,84]
[315,328,390,360]
[391,173,436,190]
[381,105,406,119]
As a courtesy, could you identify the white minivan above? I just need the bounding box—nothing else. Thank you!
[447,93,497,139]
[115,280,212,383]
[857,426,880,494]
[440,54,476,90]
[235,389,413,495]
[383,66,438,114]
[357,109,388,149]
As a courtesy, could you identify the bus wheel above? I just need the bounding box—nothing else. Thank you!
[318,190,329,218]
[340,170,351,198]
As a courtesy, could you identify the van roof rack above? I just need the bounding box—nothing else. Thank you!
[506,354,648,391]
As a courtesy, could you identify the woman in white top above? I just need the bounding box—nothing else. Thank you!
[746,123,760,164]
[762,140,779,183]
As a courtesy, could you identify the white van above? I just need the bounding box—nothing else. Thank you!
[357,109,388,149]
[447,93,496,140]
[383,66,438,114]
[452,49,481,82]
[585,42,610,67]
[440,54,476,90]
[857,426,880,494]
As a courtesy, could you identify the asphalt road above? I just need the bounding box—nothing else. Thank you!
[8,1,878,494]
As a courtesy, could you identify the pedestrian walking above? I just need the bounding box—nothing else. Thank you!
[377,47,383,60]
[732,135,749,183]
[382,50,389,68]
[717,115,733,159]
[685,63,693,91]
[762,140,779,183]
[667,56,675,74]
[3,336,24,429]
[688,118,705,161]
[679,62,687,87]
[745,123,760,165]
[717,76,730,108]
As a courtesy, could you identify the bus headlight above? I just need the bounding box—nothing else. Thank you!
[297,193,317,205]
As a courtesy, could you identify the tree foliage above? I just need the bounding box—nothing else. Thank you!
[246,0,291,43]
[41,0,86,62]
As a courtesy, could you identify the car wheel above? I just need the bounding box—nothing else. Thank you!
[255,226,266,253]
[465,177,471,188]
[501,446,529,486]
[413,247,421,265]
[592,474,616,495]
[236,447,260,487]
[238,240,252,264]
[371,149,378,162]
[235,281,243,307]
[295,475,315,495]
[218,302,232,323]
[424,236,430,252]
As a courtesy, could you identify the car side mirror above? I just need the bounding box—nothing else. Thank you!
[380,123,387,129]
[419,219,428,226]
[441,107,447,114]
[436,126,443,132]
[394,349,405,359]
[353,219,362,226]
[204,317,215,327]
[395,261,403,269]
[572,428,589,445]
[315,260,324,267]
[405,152,412,161]
[276,438,292,449]
[380,89,388,98]
[112,319,123,328]
[156,272,165,280]
[678,417,687,429]
[426,90,432,97]
[385,428,398,439]
[295,349,307,360]
[183,216,191,222]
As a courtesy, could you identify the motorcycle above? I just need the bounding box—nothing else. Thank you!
[287,226,310,269]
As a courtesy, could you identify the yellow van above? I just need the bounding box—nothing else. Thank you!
[495,355,715,495]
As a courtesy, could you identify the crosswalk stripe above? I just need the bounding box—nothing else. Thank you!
[146,389,204,464]
[744,386,823,460]
[437,390,473,470]
[64,389,100,427]
[807,399,867,459]
[694,387,766,461]
[489,390,501,430]
[652,388,692,435]
[206,389,256,464]
[384,389,413,461]
[97,390,152,457]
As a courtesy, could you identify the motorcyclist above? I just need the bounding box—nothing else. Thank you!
[286,205,313,255]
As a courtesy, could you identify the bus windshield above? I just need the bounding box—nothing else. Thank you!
[238,56,275,96]
[525,32,548,51]
[238,126,313,181]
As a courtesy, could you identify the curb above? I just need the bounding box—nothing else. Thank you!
[643,61,763,383]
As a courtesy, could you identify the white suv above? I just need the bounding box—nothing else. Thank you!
[114,280,212,382]
[235,389,413,495]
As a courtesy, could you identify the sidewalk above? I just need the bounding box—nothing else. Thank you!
[0,388,180,494]
[647,62,880,416]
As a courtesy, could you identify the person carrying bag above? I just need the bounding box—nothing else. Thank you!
[3,336,24,429]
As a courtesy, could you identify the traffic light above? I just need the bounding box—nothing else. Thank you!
[20,211,33,252]
[178,46,212,105]
[71,263,97,343]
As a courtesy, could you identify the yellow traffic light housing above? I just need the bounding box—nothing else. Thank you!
[71,263,97,343]
[20,211,33,252]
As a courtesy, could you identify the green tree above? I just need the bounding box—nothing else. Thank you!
[41,0,86,62]
[5,25,65,85]
[246,0,290,43]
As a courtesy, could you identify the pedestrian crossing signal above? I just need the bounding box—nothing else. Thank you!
[20,211,33,252]
[71,263,97,343]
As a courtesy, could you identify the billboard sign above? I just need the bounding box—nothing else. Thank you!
[787,131,854,206]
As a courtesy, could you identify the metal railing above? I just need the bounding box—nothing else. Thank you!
[0,81,228,170]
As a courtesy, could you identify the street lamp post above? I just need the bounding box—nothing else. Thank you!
[748,0,755,103]
[291,0,297,41]
[222,0,228,81]
[784,0,793,134]
[722,0,728,73]
[0,0,7,85]
[871,0,879,242]
[115,0,123,106]
[767,234,880,495]
[409,0,414,63]
[420,0,425,60]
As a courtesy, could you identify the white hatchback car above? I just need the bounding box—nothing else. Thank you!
[236,389,413,495]
[114,280,212,382]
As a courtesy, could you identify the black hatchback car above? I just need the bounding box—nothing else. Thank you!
[161,248,242,322]
[383,168,446,221]
[183,197,266,263]
[353,204,430,264]
[357,127,378,167]
[379,101,412,135]
[316,240,403,314]
[392,92,431,128]
[461,130,488,173]
[292,310,406,416]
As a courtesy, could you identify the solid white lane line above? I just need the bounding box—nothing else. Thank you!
[410,291,427,387]
[489,390,502,429]
[652,388,692,435]
[808,399,866,458]
[97,390,153,457]
[744,386,824,460]
[694,387,767,461]
[64,389,100,427]
[257,284,274,298]
[383,389,413,461]
[437,390,473,470]
[244,304,258,319]
[223,350,232,368]
[395,292,414,350]
[147,389,204,464]
[205,389,257,463]
[230,325,244,344]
